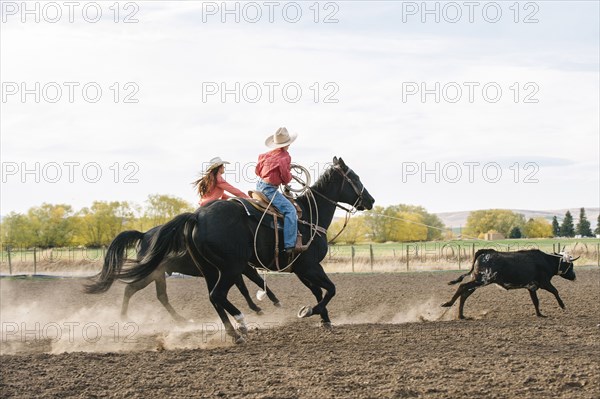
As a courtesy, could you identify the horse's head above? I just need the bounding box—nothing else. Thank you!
[331,156,375,211]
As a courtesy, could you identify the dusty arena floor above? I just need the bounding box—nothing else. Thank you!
[1,268,599,398]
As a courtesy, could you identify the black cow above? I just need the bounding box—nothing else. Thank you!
[442,249,578,319]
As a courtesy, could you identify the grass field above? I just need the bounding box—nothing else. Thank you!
[1,238,598,275]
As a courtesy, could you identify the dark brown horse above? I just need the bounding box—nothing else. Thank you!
[87,157,374,342]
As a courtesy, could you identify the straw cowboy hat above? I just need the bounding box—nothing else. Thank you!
[265,127,298,148]
[205,156,230,172]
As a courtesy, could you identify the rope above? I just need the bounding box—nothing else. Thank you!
[364,212,513,248]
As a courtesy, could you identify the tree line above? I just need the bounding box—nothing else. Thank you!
[463,208,599,239]
[1,195,194,248]
[2,198,598,248]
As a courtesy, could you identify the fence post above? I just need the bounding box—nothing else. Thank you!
[369,244,374,272]
[7,246,12,275]
[33,247,37,275]
[472,243,475,259]
[597,243,599,268]
[406,245,409,271]
[351,246,355,273]
[458,244,461,270]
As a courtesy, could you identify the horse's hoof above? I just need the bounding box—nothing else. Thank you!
[256,290,267,301]
[234,335,246,345]
[238,325,249,336]
[256,309,264,316]
[441,302,452,308]
[274,301,282,308]
[298,305,313,318]
[321,321,332,330]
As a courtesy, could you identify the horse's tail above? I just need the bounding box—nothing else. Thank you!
[116,213,198,283]
[85,230,145,294]
[448,249,492,285]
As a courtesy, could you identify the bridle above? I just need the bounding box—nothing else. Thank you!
[308,165,367,243]
[309,165,366,214]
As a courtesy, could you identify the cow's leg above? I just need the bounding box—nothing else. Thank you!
[442,280,483,308]
[155,271,187,323]
[457,288,476,319]
[528,289,546,317]
[234,275,263,314]
[540,282,565,310]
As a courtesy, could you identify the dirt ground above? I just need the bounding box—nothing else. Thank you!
[1,268,599,398]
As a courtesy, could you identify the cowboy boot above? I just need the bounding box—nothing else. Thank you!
[293,233,309,253]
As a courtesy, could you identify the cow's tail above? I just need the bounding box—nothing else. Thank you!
[448,249,496,285]
[85,230,145,294]
[448,250,485,285]
[115,213,198,283]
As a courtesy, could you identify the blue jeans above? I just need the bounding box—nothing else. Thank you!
[256,180,297,249]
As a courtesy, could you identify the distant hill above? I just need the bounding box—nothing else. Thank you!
[435,208,600,229]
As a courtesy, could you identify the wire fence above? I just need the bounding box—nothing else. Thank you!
[1,240,599,275]
[321,241,600,273]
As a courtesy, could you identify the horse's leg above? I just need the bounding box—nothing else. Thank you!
[121,275,153,319]
[203,267,245,343]
[296,264,335,326]
[243,265,281,307]
[234,275,263,315]
[154,270,187,323]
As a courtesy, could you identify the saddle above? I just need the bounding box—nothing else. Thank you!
[230,192,306,271]
[246,190,303,219]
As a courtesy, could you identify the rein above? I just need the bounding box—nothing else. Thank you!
[308,165,366,243]
[252,163,367,269]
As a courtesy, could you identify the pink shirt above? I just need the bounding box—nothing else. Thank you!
[255,148,292,186]
[199,174,249,206]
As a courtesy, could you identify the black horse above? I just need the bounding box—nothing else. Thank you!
[88,157,374,342]
[85,226,281,321]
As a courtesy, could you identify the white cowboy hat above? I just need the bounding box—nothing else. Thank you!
[205,156,230,172]
[265,127,298,148]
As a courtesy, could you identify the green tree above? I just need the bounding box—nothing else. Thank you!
[464,209,525,238]
[551,216,560,237]
[509,226,522,239]
[143,194,194,228]
[595,214,600,236]
[327,216,368,244]
[27,203,75,247]
[523,218,553,238]
[363,206,397,243]
[75,201,135,247]
[576,208,593,237]
[559,210,575,237]
[363,205,432,242]
[1,212,36,247]
[391,204,445,241]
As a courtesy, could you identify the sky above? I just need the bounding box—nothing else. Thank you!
[1,0,599,216]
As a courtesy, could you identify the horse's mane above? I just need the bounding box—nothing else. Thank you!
[310,166,338,192]
[296,165,339,204]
